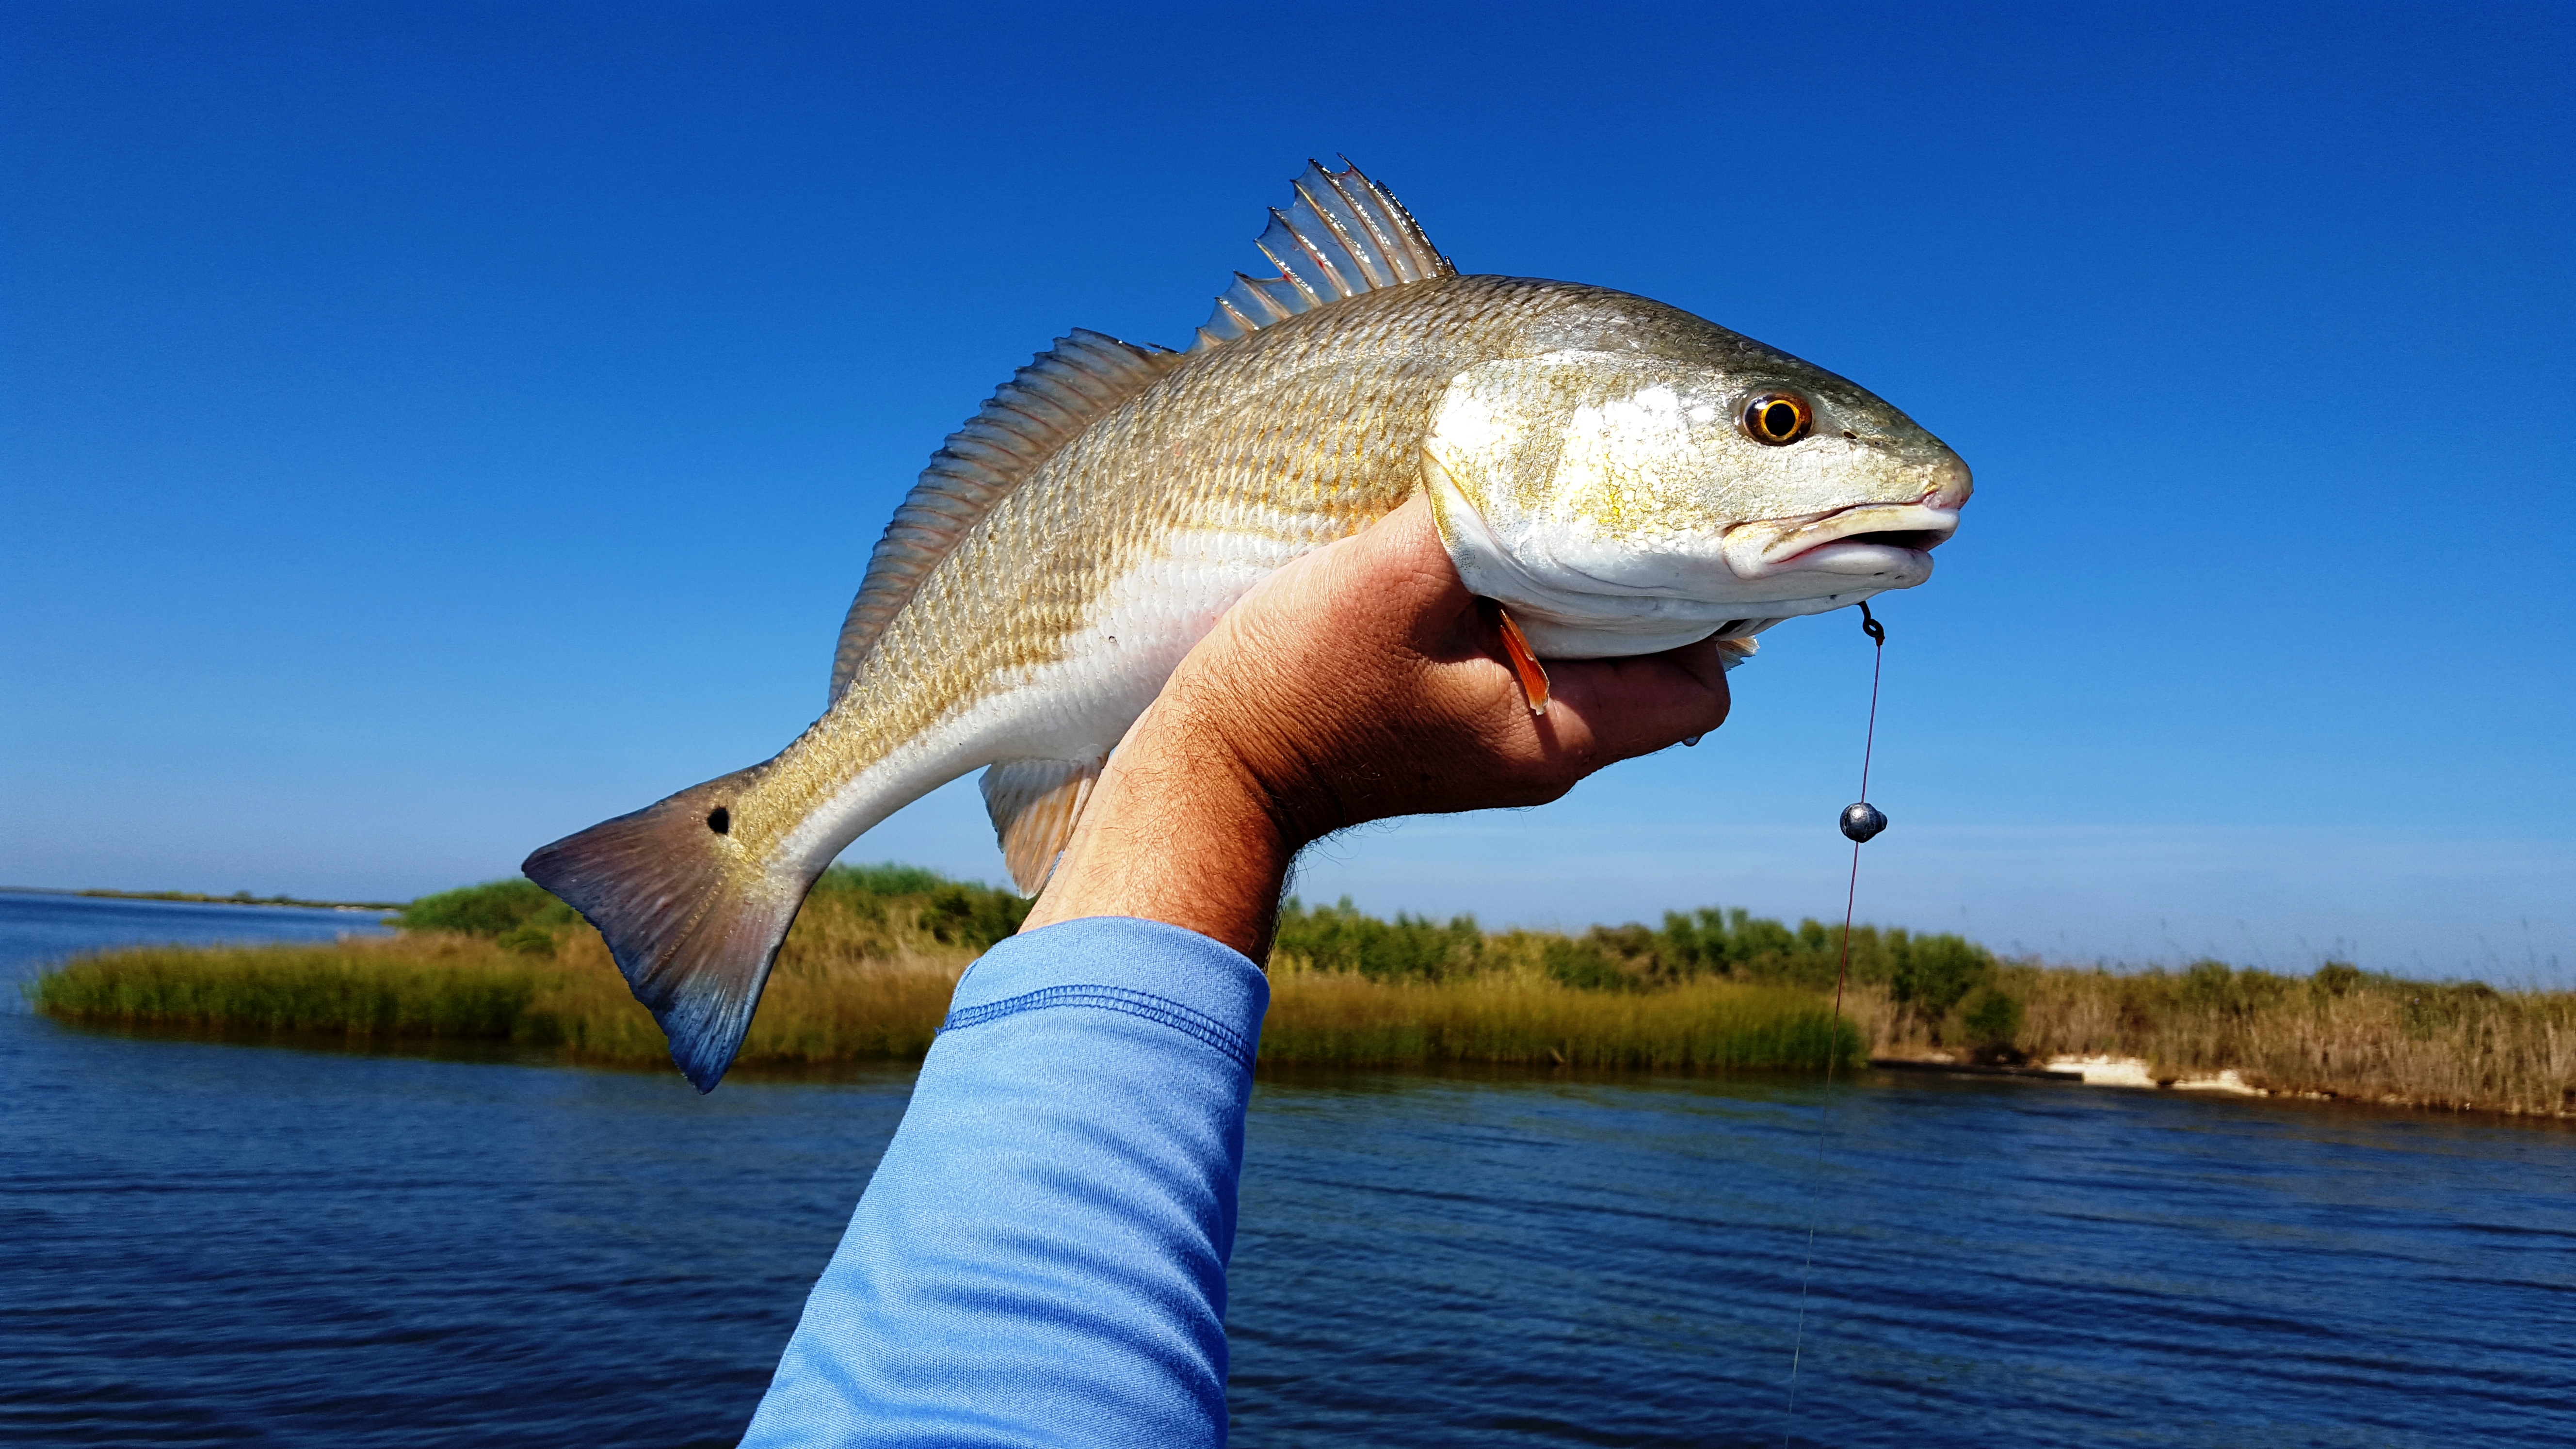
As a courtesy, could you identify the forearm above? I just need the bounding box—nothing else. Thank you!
[742,919,1269,1449]
[1016,696,1295,960]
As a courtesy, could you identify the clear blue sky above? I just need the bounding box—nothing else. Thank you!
[4,3,2568,980]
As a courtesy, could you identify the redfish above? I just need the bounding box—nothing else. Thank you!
[527,161,1970,1090]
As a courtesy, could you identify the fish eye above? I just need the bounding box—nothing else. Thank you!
[1741,393,1813,446]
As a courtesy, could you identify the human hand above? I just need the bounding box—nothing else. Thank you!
[1017,491,1732,958]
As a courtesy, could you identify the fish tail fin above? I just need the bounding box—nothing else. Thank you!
[521,765,807,1093]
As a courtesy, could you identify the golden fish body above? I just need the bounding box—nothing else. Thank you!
[527,162,1971,1089]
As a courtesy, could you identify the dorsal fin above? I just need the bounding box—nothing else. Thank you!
[830,330,1183,702]
[1193,159,1455,351]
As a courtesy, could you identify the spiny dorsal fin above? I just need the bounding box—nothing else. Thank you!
[830,331,1184,703]
[981,758,1104,895]
[1194,159,1455,351]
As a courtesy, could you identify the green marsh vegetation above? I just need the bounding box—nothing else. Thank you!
[30,867,1020,1072]
[29,871,2574,1114]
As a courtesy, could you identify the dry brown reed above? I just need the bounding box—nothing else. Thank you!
[1870,964,2576,1118]
[32,891,980,1073]
[1262,959,1859,1070]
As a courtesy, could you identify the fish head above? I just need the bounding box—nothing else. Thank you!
[1424,296,1970,658]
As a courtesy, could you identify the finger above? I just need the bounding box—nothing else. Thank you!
[1539,639,1733,765]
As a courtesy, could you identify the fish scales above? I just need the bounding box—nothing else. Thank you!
[768,281,1555,849]
[526,162,1971,1090]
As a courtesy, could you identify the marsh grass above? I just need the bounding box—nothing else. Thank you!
[1264,964,1861,1070]
[31,871,1861,1077]
[1979,963,2574,1117]
[29,871,2574,1112]
[31,870,997,1072]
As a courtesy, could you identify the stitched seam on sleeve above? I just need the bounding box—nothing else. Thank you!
[941,984,1256,1069]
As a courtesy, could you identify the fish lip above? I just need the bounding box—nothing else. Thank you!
[1726,498,1960,579]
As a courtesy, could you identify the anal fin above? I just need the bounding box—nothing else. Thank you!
[981,759,1105,895]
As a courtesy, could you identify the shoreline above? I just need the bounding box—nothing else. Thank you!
[1870,1052,2576,1123]
[0,886,404,913]
[37,1011,2576,1128]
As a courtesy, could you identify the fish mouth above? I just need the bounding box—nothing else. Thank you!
[1722,498,1961,581]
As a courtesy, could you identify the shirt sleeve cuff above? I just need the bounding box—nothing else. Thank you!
[943,916,1270,1070]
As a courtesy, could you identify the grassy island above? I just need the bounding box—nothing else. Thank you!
[28,869,2574,1117]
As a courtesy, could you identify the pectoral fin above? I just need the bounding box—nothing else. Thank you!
[981,759,1105,895]
[1495,607,1550,716]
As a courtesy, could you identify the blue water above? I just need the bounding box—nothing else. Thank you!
[3,895,2570,1446]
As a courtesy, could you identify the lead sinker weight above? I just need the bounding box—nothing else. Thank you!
[1839,802,1888,843]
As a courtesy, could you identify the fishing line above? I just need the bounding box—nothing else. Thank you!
[1780,600,1887,1448]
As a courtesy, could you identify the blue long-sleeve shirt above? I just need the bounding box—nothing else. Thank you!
[741,916,1270,1448]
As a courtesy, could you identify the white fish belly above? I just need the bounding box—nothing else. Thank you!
[782,529,1314,870]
